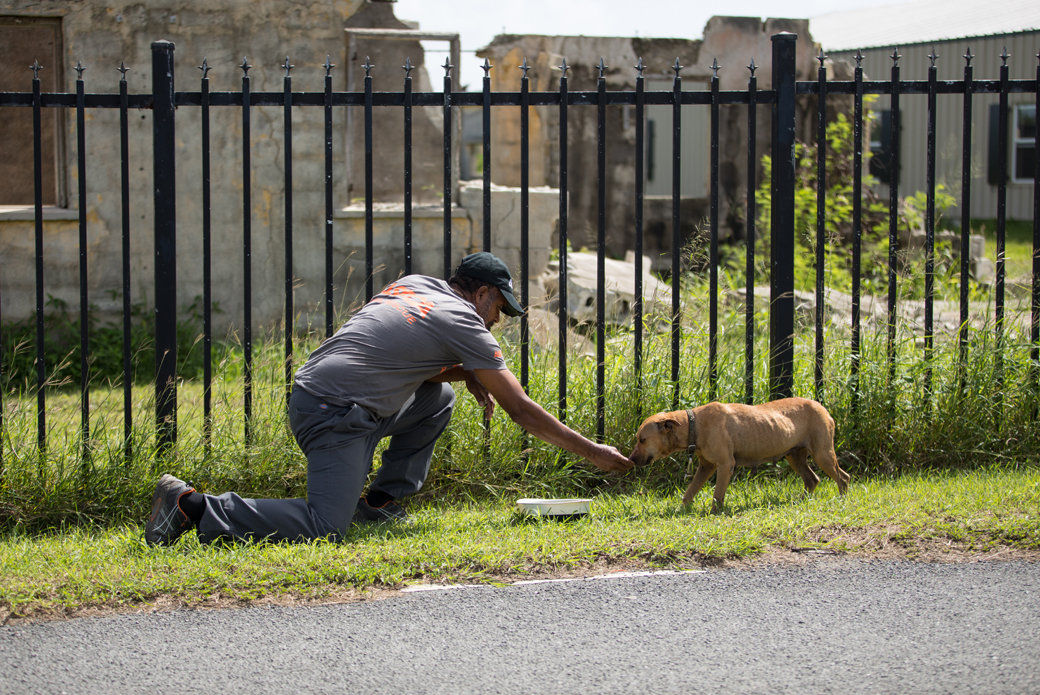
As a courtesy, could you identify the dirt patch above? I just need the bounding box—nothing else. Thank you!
[5,536,1037,626]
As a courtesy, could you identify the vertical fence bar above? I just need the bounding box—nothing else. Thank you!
[671,59,682,410]
[119,63,133,462]
[959,50,974,378]
[241,57,253,445]
[443,58,453,280]
[283,58,295,406]
[995,49,1009,426]
[851,53,864,413]
[481,58,493,459]
[32,62,46,454]
[709,60,720,402]
[634,59,645,414]
[152,41,178,452]
[596,58,607,441]
[770,33,797,400]
[814,53,826,403]
[482,58,492,252]
[403,58,413,276]
[924,51,938,407]
[364,58,374,301]
[520,59,531,395]
[75,63,91,466]
[745,60,758,405]
[199,60,212,450]
[325,57,335,337]
[1033,53,1040,420]
[887,49,901,387]
[558,59,569,422]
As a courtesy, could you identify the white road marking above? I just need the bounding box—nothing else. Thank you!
[401,569,706,593]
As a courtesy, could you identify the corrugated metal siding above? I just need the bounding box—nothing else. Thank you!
[830,31,1038,223]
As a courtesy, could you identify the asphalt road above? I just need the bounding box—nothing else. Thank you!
[2,558,1038,695]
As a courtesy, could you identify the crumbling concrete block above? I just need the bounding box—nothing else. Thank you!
[540,251,671,327]
[459,180,558,281]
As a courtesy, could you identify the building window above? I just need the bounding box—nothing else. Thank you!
[1012,104,1036,183]
[0,16,65,207]
[869,109,898,186]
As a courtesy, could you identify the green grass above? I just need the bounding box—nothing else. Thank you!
[1,464,1037,620]
[1,258,1038,619]
[972,218,1036,281]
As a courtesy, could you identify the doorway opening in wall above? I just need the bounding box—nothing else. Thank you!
[0,15,66,208]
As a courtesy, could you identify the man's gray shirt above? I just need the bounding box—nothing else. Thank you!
[294,275,507,417]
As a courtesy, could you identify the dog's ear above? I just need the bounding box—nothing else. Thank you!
[658,418,680,431]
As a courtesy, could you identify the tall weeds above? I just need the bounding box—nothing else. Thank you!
[1,273,1037,532]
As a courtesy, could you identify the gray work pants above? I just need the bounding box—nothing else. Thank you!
[196,382,455,543]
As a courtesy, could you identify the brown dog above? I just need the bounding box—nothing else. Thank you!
[628,397,850,512]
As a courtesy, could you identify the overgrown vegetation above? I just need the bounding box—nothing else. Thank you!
[0,268,1037,532]
[0,109,1037,619]
[1,293,236,388]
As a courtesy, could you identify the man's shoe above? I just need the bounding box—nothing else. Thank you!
[145,474,196,546]
[353,497,410,525]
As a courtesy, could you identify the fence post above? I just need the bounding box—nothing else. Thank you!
[152,41,177,451]
[769,33,797,400]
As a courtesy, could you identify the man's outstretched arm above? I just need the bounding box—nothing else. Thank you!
[473,368,633,473]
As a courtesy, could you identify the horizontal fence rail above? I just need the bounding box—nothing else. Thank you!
[0,37,1037,463]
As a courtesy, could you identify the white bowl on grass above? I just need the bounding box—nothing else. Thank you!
[516,498,591,517]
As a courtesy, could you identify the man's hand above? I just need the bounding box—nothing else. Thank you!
[587,443,635,473]
[464,371,495,421]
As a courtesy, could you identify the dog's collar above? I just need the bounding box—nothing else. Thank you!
[686,408,696,452]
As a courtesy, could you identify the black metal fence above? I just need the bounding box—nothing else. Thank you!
[1,34,1038,460]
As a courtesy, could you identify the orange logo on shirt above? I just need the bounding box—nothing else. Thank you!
[372,281,436,324]
[493,350,502,359]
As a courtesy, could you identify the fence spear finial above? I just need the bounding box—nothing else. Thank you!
[240,57,252,75]
[964,47,974,65]
[854,50,863,68]
[363,56,374,77]
[928,49,938,68]
[198,57,210,79]
[325,55,335,77]
[482,57,493,78]
[119,61,131,80]
[74,61,85,80]
[403,56,412,78]
[442,56,453,77]
[711,57,720,79]
[890,47,901,65]
[817,50,826,67]
[598,57,607,80]
[672,57,682,76]
[520,56,530,78]
[282,57,294,77]
[1000,46,1009,66]
[635,57,645,77]
[30,60,42,80]
[747,58,757,76]
[559,57,569,77]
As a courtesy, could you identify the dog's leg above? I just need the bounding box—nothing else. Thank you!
[786,448,820,495]
[811,442,850,495]
[681,458,716,507]
[710,456,736,514]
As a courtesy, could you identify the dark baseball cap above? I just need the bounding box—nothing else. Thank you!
[455,252,524,317]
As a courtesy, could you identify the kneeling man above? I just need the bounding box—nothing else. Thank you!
[146,252,632,545]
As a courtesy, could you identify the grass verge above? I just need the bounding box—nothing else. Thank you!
[2,464,1037,623]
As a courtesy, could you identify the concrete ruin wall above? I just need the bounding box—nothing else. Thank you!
[477,18,838,270]
[0,0,440,334]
